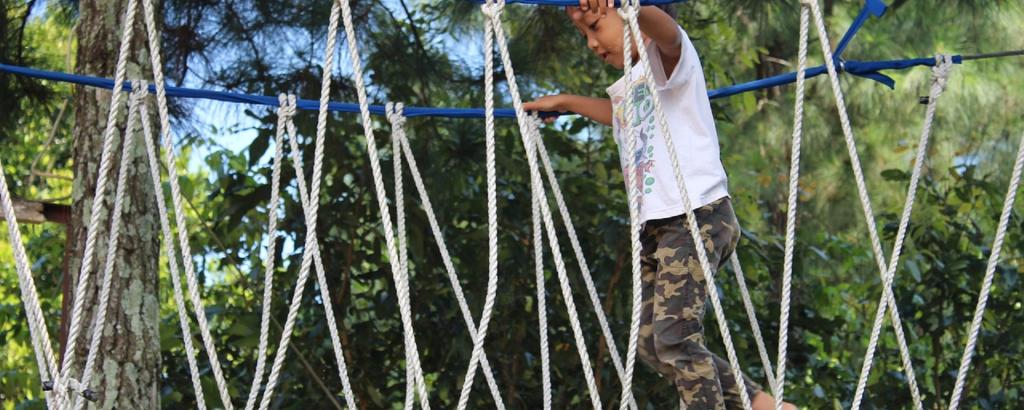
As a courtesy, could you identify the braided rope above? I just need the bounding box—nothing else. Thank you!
[256,0,345,405]
[335,0,431,407]
[391,104,416,410]
[773,3,811,406]
[851,55,953,409]
[0,142,62,410]
[139,0,235,406]
[70,82,148,410]
[727,255,777,396]
[483,2,604,407]
[455,5,502,407]
[281,95,359,410]
[386,103,425,410]
[619,3,752,408]
[59,0,141,398]
[138,98,208,410]
[614,7,645,408]
[531,111,639,410]
[947,131,1024,409]
[242,95,291,410]
[389,106,507,408]
[800,2,923,408]
[528,117,553,410]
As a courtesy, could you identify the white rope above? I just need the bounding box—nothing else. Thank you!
[391,104,416,410]
[242,95,291,410]
[482,2,604,407]
[386,103,423,410]
[618,3,752,408]
[727,255,777,396]
[455,4,502,406]
[0,139,62,410]
[59,0,141,400]
[281,95,358,410]
[530,111,639,410]
[138,97,208,410]
[255,0,345,405]
[139,0,235,405]
[947,130,1024,409]
[851,54,953,409]
[335,0,431,406]
[773,3,811,406]
[70,82,148,410]
[388,106,507,408]
[799,1,924,408]
[612,8,645,408]
[528,116,553,410]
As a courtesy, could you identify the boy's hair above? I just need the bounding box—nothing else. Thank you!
[656,4,677,20]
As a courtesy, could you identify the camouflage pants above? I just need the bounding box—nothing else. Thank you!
[638,197,761,409]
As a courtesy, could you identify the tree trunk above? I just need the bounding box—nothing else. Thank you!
[60,0,161,408]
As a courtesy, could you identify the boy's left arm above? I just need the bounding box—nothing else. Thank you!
[636,6,682,76]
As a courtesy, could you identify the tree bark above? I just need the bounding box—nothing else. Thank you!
[60,0,161,407]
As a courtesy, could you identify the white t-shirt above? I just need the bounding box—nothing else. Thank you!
[606,26,729,224]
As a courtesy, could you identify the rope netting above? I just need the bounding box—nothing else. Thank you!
[1,0,1021,409]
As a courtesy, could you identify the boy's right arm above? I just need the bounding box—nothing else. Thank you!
[523,94,613,127]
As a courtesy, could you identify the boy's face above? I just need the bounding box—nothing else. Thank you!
[567,7,634,70]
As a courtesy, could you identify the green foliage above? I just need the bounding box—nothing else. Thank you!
[2,0,1024,409]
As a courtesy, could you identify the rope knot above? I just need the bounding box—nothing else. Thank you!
[616,3,639,21]
[931,54,953,90]
[278,94,297,118]
[130,79,149,99]
[386,102,407,129]
[480,1,504,20]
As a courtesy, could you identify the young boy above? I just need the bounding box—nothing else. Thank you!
[523,3,796,409]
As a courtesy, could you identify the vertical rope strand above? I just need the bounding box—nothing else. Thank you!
[528,117,553,410]
[774,3,810,406]
[484,3,604,406]
[801,2,923,408]
[59,1,141,398]
[614,7,645,408]
[71,82,147,410]
[392,114,506,408]
[243,95,291,410]
[337,0,431,406]
[282,95,359,410]
[138,99,208,410]
[947,130,1024,410]
[140,0,234,405]
[455,5,501,407]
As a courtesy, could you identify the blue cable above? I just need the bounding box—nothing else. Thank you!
[0,55,958,120]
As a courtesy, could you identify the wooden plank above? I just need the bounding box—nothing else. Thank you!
[0,199,71,225]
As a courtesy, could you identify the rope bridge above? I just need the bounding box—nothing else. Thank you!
[1,0,1021,409]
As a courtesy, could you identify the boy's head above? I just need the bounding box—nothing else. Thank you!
[566,5,675,70]
[566,7,632,69]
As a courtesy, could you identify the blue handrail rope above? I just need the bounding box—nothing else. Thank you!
[0,1,1017,119]
[0,55,967,119]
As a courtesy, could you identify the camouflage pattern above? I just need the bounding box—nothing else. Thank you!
[636,197,761,409]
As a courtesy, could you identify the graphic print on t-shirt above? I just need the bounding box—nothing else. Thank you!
[612,77,657,210]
